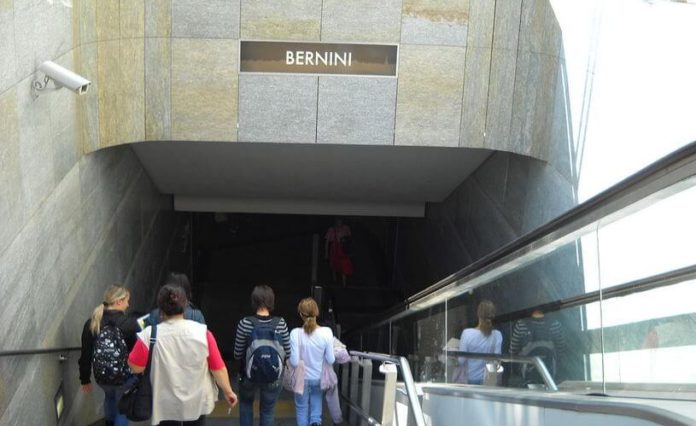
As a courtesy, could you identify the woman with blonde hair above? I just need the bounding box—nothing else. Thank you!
[458,300,502,385]
[78,285,140,426]
[289,298,335,426]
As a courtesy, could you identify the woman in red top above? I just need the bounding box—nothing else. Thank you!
[324,219,353,286]
[128,285,237,425]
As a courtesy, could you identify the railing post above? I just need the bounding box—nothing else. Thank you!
[341,361,351,415]
[350,356,361,425]
[379,363,398,426]
[399,357,426,426]
[360,359,373,426]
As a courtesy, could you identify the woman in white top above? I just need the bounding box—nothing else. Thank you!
[289,298,335,426]
[128,284,238,425]
[458,300,503,385]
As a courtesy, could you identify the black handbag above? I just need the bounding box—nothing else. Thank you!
[118,322,157,421]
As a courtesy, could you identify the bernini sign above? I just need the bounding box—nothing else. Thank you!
[240,41,398,77]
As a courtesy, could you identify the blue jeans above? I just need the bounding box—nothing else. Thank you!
[294,379,322,426]
[99,383,128,426]
[239,377,282,426]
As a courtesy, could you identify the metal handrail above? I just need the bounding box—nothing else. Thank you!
[339,393,382,426]
[350,350,426,426]
[0,346,80,357]
[346,140,696,332]
[445,349,558,391]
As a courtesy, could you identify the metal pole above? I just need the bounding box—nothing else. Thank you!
[379,363,398,426]
[398,357,426,426]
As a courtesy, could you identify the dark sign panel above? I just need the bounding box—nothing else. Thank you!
[240,41,398,77]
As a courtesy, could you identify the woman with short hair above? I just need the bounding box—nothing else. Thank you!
[290,297,335,426]
[128,284,237,425]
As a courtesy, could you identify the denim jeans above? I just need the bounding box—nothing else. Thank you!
[294,379,322,426]
[99,383,128,426]
[239,377,282,426]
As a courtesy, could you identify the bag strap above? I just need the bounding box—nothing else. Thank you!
[143,322,157,376]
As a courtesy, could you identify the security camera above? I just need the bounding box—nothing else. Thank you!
[32,61,91,96]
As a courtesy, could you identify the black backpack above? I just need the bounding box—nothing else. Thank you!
[245,317,286,383]
[92,323,130,385]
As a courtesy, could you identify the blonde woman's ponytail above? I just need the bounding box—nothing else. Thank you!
[476,300,496,337]
[298,297,320,334]
[90,285,130,335]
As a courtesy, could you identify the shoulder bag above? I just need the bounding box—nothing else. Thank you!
[282,332,305,394]
[118,322,157,421]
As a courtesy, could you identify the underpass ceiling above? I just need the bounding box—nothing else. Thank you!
[131,141,491,216]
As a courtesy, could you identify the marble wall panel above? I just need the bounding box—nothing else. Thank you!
[521,160,575,233]
[472,151,509,209]
[510,52,560,159]
[76,43,101,153]
[97,41,121,147]
[317,77,397,145]
[459,46,492,148]
[395,45,466,147]
[74,0,98,45]
[0,89,23,255]
[145,0,172,38]
[96,0,120,41]
[518,0,561,57]
[241,0,322,41]
[171,39,238,141]
[401,0,469,46]
[493,0,522,50]
[13,0,73,80]
[173,0,240,39]
[16,74,55,215]
[547,61,575,183]
[484,49,516,151]
[117,39,145,145]
[49,51,79,183]
[321,0,401,42]
[238,74,318,143]
[0,1,17,94]
[120,0,145,39]
[145,37,171,140]
[467,0,495,48]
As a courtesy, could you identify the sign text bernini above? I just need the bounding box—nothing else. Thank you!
[286,50,353,67]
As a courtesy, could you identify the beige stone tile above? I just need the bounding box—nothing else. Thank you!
[241,0,321,41]
[0,88,24,254]
[467,0,495,48]
[484,48,517,152]
[121,0,145,39]
[96,0,120,41]
[493,0,522,50]
[510,51,560,159]
[0,0,12,13]
[145,37,171,140]
[118,39,145,144]
[145,0,171,38]
[0,3,16,94]
[171,39,238,141]
[395,45,466,147]
[321,0,401,42]
[518,0,560,57]
[74,0,97,45]
[97,40,121,147]
[401,0,469,46]
[460,46,492,148]
[75,43,100,154]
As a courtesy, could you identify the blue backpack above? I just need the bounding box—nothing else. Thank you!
[245,317,286,383]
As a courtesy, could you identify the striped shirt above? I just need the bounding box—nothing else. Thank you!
[509,317,566,356]
[233,315,291,363]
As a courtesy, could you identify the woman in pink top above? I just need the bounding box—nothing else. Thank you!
[324,218,353,286]
[128,285,238,425]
